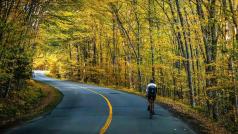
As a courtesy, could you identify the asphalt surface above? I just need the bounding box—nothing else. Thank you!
[6,71,196,134]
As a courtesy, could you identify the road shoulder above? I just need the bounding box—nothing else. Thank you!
[0,80,63,131]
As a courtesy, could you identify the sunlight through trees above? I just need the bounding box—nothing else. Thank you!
[1,0,238,132]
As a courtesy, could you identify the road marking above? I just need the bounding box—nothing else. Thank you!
[80,87,112,134]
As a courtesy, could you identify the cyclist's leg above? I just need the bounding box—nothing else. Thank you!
[152,96,155,114]
[147,96,150,111]
[150,98,154,116]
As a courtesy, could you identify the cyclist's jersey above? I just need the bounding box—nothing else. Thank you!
[146,83,157,97]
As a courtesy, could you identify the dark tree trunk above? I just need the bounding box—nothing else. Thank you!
[175,0,195,107]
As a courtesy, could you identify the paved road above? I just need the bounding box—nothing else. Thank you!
[6,71,196,134]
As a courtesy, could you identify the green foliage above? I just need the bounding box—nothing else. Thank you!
[0,81,45,118]
[8,0,238,132]
[0,0,50,97]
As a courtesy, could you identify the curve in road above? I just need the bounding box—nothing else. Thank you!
[81,86,112,134]
[6,71,196,134]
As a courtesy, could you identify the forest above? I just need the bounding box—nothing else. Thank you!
[0,0,238,133]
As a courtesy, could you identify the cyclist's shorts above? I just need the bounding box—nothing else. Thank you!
[147,95,156,101]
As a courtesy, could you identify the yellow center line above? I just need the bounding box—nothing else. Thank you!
[81,87,113,134]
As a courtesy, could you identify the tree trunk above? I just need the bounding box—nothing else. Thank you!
[175,0,195,107]
[76,44,80,79]
[148,0,155,81]
[132,0,142,91]
[195,0,218,119]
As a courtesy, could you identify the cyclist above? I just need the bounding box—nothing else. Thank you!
[146,79,157,113]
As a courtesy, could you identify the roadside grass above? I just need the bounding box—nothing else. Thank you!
[0,80,63,130]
